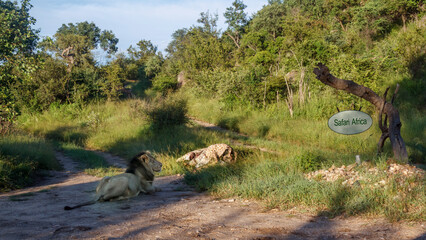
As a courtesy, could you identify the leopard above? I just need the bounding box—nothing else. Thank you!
[177,143,237,168]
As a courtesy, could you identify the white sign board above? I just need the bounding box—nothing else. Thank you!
[328,110,373,135]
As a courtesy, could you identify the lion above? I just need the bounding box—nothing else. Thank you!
[64,151,162,210]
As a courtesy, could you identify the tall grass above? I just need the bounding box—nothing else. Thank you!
[400,109,426,163]
[0,134,60,170]
[182,84,425,163]
[0,133,60,191]
[179,88,425,221]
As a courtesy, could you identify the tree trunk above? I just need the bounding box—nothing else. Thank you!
[284,76,294,118]
[402,15,406,32]
[335,16,347,32]
[313,63,408,161]
[226,32,240,49]
[61,46,75,73]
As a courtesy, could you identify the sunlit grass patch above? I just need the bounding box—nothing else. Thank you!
[0,134,60,170]
[59,142,122,177]
[185,151,425,221]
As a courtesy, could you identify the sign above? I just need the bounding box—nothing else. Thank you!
[328,110,373,135]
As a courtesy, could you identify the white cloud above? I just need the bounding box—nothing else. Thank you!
[31,0,268,53]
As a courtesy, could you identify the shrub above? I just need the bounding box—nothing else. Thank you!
[0,134,60,170]
[11,56,68,112]
[141,96,188,130]
[217,116,240,132]
[152,74,178,94]
[294,151,324,172]
[0,154,37,192]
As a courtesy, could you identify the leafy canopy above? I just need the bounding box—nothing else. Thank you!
[0,0,39,121]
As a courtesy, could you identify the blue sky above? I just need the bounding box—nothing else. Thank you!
[30,0,268,56]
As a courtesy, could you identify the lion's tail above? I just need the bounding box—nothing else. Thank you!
[64,200,97,210]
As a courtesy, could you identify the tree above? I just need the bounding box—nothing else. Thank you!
[0,0,38,64]
[164,13,229,75]
[224,0,248,48]
[196,11,219,36]
[128,39,158,63]
[12,54,68,111]
[249,1,286,40]
[100,59,125,101]
[313,63,408,161]
[41,21,118,72]
[145,54,164,79]
[387,0,423,31]
[323,0,359,32]
[165,28,188,57]
[0,0,38,124]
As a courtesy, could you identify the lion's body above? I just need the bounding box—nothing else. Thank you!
[64,151,161,210]
[95,173,144,201]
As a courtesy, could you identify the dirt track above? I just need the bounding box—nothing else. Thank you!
[0,151,425,239]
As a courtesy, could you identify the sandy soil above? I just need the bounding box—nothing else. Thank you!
[0,151,424,240]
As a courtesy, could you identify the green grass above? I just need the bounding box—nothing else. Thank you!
[184,89,424,163]
[14,95,425,221]
[0,133,60,192]
[185,152,425,221]
[400,109,426,163]
[59,142,122,177]
[180,90,425,221]
[0,134,60,170]
[17,99,229,177]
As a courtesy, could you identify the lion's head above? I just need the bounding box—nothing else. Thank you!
[142,151,162,172]
[126,151,162,181]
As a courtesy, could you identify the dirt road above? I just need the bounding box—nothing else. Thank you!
[0,151,424,240]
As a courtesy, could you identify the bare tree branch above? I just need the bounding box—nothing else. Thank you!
[226,32,240,49]
[313,63,408,161]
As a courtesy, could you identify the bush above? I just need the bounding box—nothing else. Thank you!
[141,96,188,130]
[0,133,58,192]
[294,151,324,172]
[217,116,240,132]
[11,56,68,112]
[152,74,178,94]
[0,154,37,192]
[191,67,267,109]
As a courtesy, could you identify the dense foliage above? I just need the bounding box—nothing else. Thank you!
[2,0,424,115]
[159,0,424,113]
[0,0,38,124]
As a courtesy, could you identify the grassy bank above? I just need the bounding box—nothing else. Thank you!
[185,152,425,221]
[0,133,60,191]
